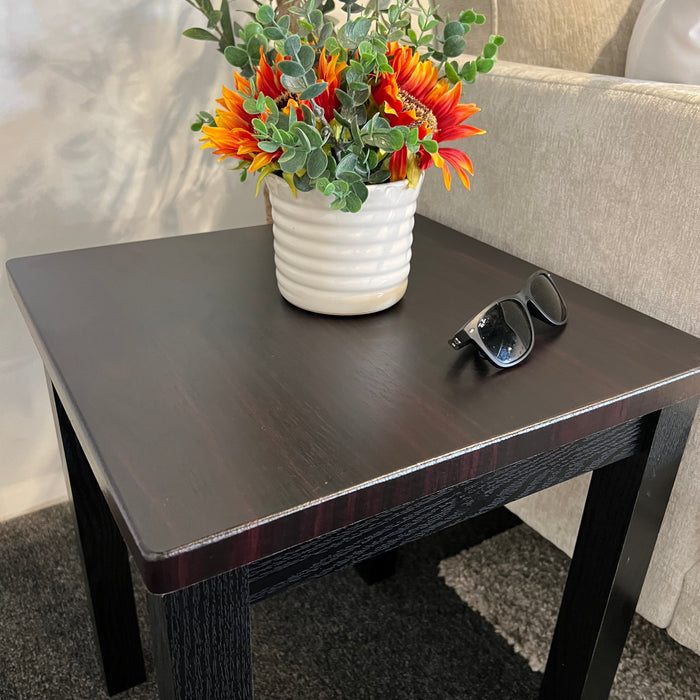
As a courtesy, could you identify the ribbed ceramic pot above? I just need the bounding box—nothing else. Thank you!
[265,174,423,315]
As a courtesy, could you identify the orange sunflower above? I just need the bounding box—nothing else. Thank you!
[372,43,484,189]
[201,50,292,173]
[201,48,345,174]
[314,49,347,122]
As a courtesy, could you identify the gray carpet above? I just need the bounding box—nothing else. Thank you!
[1,502,535,699]
[1,503,698,699]
[440,524,700,700]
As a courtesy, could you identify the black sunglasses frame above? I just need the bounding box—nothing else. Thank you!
[448,270,568,368]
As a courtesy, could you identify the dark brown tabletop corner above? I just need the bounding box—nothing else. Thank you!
[7,215,700,700]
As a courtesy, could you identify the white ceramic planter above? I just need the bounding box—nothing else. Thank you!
[266,174,423,315]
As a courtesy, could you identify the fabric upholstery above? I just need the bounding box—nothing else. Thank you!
[438,0,645,76]
[418,60,700,652]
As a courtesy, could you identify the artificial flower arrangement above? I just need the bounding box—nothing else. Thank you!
[185,0,503,212]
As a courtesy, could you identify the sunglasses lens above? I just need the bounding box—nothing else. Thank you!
[477,300,532,364]
[530,273,566,323]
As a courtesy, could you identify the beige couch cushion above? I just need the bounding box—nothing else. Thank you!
[438,0,645,76]
[418,60,700,651]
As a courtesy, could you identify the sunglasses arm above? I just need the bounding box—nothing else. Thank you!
[448,327,472,350]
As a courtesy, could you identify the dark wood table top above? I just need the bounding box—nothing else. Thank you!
[8,217,700,592]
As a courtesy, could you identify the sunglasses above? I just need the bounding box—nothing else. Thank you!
[448,270,568,368]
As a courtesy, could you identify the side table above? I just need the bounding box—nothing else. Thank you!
[7,216,700,699]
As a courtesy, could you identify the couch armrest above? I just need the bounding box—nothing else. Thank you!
[420,60,700,337]
[419,60,700,647]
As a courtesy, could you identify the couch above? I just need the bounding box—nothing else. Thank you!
[420,0,700,653]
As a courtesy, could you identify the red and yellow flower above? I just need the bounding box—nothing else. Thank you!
[201,52,287,173]
[372,43,484,189]
[201,47,346,176]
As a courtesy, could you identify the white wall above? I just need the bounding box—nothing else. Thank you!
[0,0,267,521]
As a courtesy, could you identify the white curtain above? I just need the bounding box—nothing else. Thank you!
[0,0,266,520]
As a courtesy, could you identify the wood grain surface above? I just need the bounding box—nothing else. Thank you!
[7,217,700,592]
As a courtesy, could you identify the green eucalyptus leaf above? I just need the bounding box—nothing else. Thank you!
[306,148,328,179]
[362,132,393,150]
[324,37,341,54]
[243,97,260,114]
[247,34,265,59]
[243,22,263,40]
[461,60,477,82]
[224,45,249,67]
[281,73,308,92]
[350,119,363,146]
[354,17,372,39]
[333,179,350,194]
[294,172,313,191]
[183,28,219,41]
[388,128,404,151]
[310,9,324,29]
[443,35,466,58]
[284,34,301,56]
[293,122,323,148]
[476,57,495,73]
[301,104,316,125]
[278,60,306,77]
[335,153,359,177]
[369,168,390,184]
[263,26,285,40]
[279,148,307,173]
[357,40,373,56]
[444,60,459,84]
[278,15,290,33]
[443,21,464,39]
[333,109,352,129]
[252,117,268,134]
[319,21,334,45]
[475,13,486,24]
[483,42,497,59]
[330,196,347,210]
[344,192,362,213]
[258,141,280,152]
[298,44,316,71]
[255,4,275,24]
[421,137,438,154]
[299,81,328,101]
[492,34,505,46]
[351,180,368,202]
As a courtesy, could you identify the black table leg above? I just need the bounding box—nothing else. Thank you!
[540,398,698,699]
[48,381,146,695]
[148,566,252,700]
[355,549,399,585]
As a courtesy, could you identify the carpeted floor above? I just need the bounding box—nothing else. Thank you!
[440,525,700,700]
[1,503,698,699]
